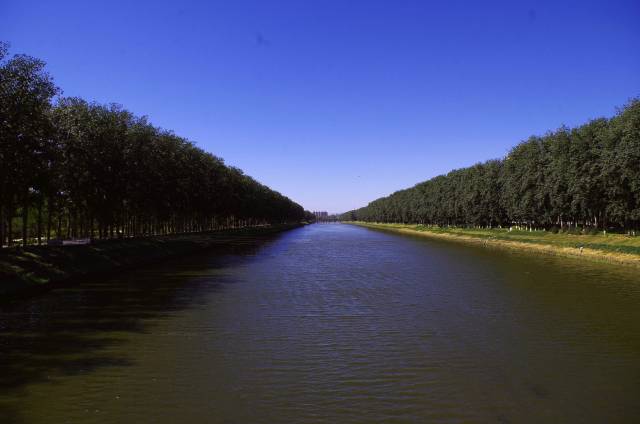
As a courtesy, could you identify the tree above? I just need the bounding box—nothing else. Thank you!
[343,100,640,234]
[1,42,305,247]
[0,43,59,246]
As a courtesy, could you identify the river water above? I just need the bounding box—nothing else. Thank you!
[1,223,639,423]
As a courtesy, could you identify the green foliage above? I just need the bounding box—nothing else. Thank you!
[341,100,640,232]
[0,42,305,246]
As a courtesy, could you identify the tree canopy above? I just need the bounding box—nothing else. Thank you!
[341,100,640,233]
[0,42,306,247]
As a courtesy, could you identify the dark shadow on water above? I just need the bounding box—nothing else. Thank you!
[0,233,282,423]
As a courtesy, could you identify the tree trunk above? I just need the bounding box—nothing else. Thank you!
[66,211,71,239]
[46,198,52,243]
[0,205,4,248]
[37,200,43,245]
[57,212,62,241]
[22,203,28,247]
[8,210,13,247]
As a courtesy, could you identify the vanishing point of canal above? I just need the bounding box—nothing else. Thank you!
[1,223,639,423]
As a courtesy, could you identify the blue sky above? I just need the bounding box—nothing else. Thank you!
[1,0,639,213]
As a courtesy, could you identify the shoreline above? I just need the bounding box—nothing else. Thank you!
[0,224,304,302]
[348,222,640,268]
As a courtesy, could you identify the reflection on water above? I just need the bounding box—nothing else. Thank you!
[1,224,639,423]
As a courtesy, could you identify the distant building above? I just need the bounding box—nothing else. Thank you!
[313,211,339,222]
[313,211,329,220]
[311,211,339,222]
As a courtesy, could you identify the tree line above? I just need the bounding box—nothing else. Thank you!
[1,42,308,247]
[341,99,640,233]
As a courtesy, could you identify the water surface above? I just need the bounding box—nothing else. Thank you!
[1,223,639,423]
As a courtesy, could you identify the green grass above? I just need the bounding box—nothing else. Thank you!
[352,222,640,257]
[0,224,303,298]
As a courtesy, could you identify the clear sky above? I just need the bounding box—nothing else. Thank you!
[1,0,639,213]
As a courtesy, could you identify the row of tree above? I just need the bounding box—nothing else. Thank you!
[1,42,307,247]
[341,99,640,232]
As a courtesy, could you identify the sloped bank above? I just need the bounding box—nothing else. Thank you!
[348,222,640,268]
[0,224,303,301]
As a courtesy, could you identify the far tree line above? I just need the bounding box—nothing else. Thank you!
[0,42,311,247]
[341,99,640,233]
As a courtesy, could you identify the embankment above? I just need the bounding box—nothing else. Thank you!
[348,222,640,268]
[0,224,303,300]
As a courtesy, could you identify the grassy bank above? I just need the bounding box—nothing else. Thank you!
[348,222,640,268]
[0,224,303,300]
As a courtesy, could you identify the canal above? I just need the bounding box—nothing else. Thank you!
[1,223,639,423]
